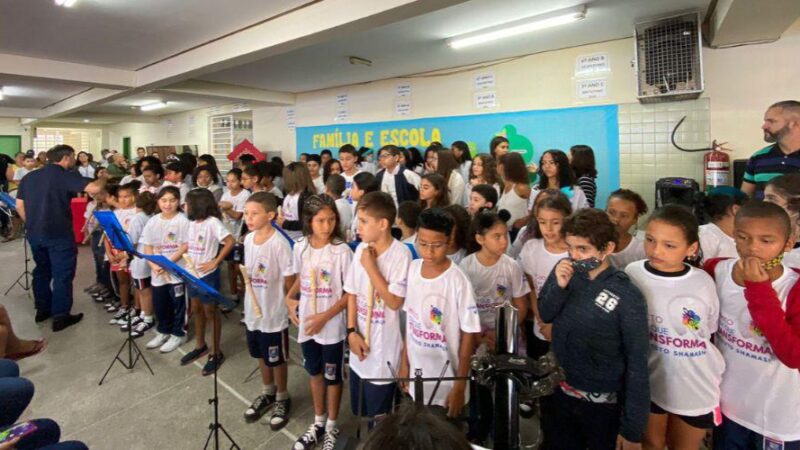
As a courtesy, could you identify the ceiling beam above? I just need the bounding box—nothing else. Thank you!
[160,80,295,105]
[0,107,43,119]
[43,112,161,124]
[0,54,136,89]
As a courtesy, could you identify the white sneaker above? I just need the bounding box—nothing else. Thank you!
[159,335,187,353]
[146,332,169,349]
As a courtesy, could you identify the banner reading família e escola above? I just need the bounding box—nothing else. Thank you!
[296,104,619,207]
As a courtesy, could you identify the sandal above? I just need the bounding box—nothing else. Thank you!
[6,338,47,361]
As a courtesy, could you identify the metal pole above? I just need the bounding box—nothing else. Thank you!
[493,302,519,450]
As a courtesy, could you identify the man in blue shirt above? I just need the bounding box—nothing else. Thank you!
[16,145,104,332]
[741,101,800,199]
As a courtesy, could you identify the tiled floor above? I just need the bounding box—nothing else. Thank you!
[2,239,540,449]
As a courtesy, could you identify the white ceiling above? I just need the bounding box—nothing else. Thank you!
[85,91,245,115]
[199,0,712,93]
[0,76,89,108]
[0,0,314,70]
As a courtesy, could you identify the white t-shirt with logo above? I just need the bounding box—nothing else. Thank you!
[128,212,152,280]
[344,240,412,384]
[626,261,725,416]
[403,260,481,407]
[221,189,249,240]
[459,253,530,334]
[517,238,568,339]
[342,171,360,205]
[290,239,353,345]
[712,259,800,441]
[243,231,293,333]
[185,217,230,278]
[281,192,303,241]
[699,223,737,262]
[140,213,190,287]
[608,235,645,270]
[110,208,137,263]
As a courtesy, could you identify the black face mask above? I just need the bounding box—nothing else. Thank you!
[572,256,602,273]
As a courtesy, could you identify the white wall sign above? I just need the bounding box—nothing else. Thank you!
[474,91,497,109]
[336,93,349,108]
[286,108,296,130]
[473,72,495,90]
[575,53,610,76]
[232,102,250,112]
[395,100,412,116]
[335,109,349,122]
[576,78,608,99]
[396,83,412,98]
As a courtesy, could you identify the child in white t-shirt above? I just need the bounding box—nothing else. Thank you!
[705,202,800,448]
[141,186,190,354]
[126,191,157,338]
[285,195,353,450]
[627,205,724,450]
[400,208,481,416]
[105,184,138,323]
[338,145,361,205]
[344,192,412,423]
[241,192,295,430]
[699,187,746,262]
[219,169,249,297]
[459,209,529,444]
[324,174,352,240]
[606,189,648,270]
[278,162,316,241]
[180,189,234,375]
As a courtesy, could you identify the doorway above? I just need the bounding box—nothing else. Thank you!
[123,137,131,160]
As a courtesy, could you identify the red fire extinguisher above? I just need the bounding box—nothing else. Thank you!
[703,141,731,192]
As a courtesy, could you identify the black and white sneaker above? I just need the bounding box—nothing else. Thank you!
[105,302,120,313]
[244,393,275,422]
[109,309,128,325]
[120,315,143,331]
[293,423,325,450]
[321,427,339,450]
[130,320,154,338]
[519,400,535,419]
[267,398,291,431]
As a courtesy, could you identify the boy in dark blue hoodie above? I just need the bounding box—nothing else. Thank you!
[539,209,649,450]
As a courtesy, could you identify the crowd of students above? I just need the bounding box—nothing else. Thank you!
[74,140,800,450]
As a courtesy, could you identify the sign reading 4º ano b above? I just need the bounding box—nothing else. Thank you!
[296,104,619,206]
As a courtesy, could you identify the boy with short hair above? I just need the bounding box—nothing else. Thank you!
[374,145,420,207]
[705,201,800,448]
[338,144,361,205]
[106,184,138,322]
[13,154,36,182]
[139,165,165,195]
[467,184,498,216]
[400,208,481,416]
[396,201,421,245]
[241,192,295,430]
[345,192,412,423]
[163,161,190,203]
[325,174,352,238]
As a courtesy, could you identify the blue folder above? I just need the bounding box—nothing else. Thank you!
[93,211,233,308]
[0,193,17,210]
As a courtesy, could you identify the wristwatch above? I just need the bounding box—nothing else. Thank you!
[346,327,357,337]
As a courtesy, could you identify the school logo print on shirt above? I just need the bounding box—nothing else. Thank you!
[495,284,508,299]
[682,308,701,331]
[749,321,764,337]
[429,305,443,326]
[257,262,267,275]
[320,269,332,283]
[197,234,205,244]
[166,231,177,242]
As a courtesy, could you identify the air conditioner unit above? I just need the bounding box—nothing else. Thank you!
[634,12,704,103]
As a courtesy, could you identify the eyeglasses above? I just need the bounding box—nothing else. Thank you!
[416,239,448,251]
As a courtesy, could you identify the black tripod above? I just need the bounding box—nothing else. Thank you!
[2,210,31,296]
[98,304,154,385]
[203,306,240,450]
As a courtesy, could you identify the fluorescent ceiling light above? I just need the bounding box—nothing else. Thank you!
[447,5,587,49]
[140,101,168,112]
[0,87,3,101]
[83,119,90,123]
[54,0,78,7]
